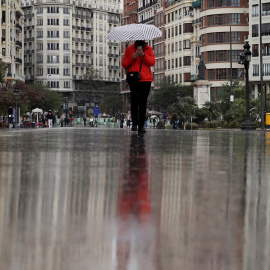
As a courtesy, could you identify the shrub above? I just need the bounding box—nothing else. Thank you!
[185,123,198,130]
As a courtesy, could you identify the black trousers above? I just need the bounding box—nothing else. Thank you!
[129,81,151,128]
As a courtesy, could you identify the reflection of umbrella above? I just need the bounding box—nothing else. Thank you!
[107,24,162,41]
[151,115,159,119]
[148,110,162,115]
[32,108,43,113]
[102,113,109,117]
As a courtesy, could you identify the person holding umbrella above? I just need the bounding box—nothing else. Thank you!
[122,40,155,133]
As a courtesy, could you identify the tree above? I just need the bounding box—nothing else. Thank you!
[201,101,221,121]
[99,93,123,115]
[152,77,193,111]
[0,60,7,84]
[169,96,198,123]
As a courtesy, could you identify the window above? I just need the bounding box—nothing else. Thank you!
[252,5,258,17]
[228,50,241,61]
[252,44,259,57]
[262,3,270,16]
[252,25,259,37]
[262,43,270,56]
[37,19,43,25]
[37,31,43,38]
[228,0,240,6]
[184,56,191,66]
[47,31,59,38]
[183,40,190,49]
[216,51,226,61]
[64,81,70,88]
[208,70,215,80]
[47,7,59,13]
[228,14,240,25]
[63,7,70,14]
[63,68,70,76]
[37,55,43,63]
[252,65,259,76]
[262,23,270,36]
[216,69,227,79]
[216,0,226,7]
[63,43,70,50]
[216,32,227,43]
[208,51,215,62]
[63,19,70,26]
[63,55,70,63]
[230,32,241,43]
[208,0,214,8]
[37,43,43,50]
[183,23,193,33]
[37,68,43,75]
[216,14,226,25]
[47,68,59,74]
[47,19,59,25]
[208,33,214,44]
[208,15,214,26]
[48,81,59,88]
[47,43,59,50]
[47,55,59,63]
[263,64,270,76]
[37,7,43,13]
[64,31,70,38]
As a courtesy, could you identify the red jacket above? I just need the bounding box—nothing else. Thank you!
[122,44,155,82]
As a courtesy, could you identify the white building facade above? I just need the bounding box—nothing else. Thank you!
[1,0,24,81]
[249,0,270,99]
[22,0,121,107]
[164,0,193,85]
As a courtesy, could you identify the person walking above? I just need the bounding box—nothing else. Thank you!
[93,104,100,127]
[126,111,131,128]
[83,116,87,127]
[122,40,155,133]
[47,110,54,128]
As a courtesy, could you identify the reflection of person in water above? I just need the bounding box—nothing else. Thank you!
[117,134,155,270]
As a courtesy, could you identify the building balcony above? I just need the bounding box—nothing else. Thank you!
[15,57,22,64]
[15,40,22,47]
[15,23,22,31]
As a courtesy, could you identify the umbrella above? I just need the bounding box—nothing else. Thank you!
[148,110,162,115]
[107,24,162,41]
[32,108,43,113]
[151,115,159,119]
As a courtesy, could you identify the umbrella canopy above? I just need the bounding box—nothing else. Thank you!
[107,24,162,41]
[151,115,159,119]
[32,108,43,113]
[148,110,162,115]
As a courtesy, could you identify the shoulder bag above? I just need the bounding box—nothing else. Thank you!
[126,60,143,85]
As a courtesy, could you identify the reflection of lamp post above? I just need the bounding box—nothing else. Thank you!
[239,42,256,130]
[13,88,19,128]
[64,97,68,127]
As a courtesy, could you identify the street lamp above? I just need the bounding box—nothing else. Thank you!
[239,42,256,130]
[13,88,19,128]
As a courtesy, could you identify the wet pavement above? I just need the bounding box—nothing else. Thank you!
[0,127,270,270]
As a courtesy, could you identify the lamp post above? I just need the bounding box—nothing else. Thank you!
[239,42,256,130]
[13,88,19,128]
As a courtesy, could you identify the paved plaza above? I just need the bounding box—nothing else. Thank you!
[0,127,270,270]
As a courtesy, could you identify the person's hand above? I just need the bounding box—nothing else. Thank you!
[137,48,145,57]
[132,51,139,60]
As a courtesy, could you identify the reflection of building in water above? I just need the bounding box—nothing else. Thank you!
[159,133,245,269]
[0,147,119,269]
[243,133,270,270]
